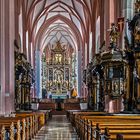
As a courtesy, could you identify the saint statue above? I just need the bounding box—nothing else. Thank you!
[134,25,140,45]
[55,54,62,64]
[135,0,140,13]
[109,23,119,48]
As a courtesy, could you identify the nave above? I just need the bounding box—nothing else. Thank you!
[1,0,140,140]
[32,115,79,140]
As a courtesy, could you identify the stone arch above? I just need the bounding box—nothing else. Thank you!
[34,15,83,52]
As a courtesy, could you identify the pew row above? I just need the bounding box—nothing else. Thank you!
[77,115,140,140]
[68,111,140,140]
[0,110,50,140]
[0,117,23,140]
[0,125,5,140]
[67,110,106,126]
[15,111,47,139]
[0,122,14,140]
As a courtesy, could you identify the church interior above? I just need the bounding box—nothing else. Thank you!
[1,0,140,139]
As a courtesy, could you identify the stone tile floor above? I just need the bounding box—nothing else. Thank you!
[32,115,79,140]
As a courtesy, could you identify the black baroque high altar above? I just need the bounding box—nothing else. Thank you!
[15,46,35,111]
[127,5,140,112]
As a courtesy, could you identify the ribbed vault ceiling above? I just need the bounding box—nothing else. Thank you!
[24,0,92,51]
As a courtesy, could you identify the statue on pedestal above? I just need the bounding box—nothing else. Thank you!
[109,23,119,49]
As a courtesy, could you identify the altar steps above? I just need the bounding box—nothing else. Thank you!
[51,110,67,115]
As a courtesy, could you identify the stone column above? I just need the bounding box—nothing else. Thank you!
[0,0,15,114]
[5,0,15,114]
[77,50,82,97]
[35,50,42,99]
[0,0,6,115]
[104,0,110,49]
[99,0,105,47]
[124,0,135,44]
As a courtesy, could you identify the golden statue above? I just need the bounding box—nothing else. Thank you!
[135,0,140,13]
[134,25,140,43]
[109,23,119,47]
[55,54,62,64]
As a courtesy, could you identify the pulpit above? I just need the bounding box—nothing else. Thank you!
[101,50,127,99]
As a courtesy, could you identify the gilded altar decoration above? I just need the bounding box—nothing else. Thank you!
[134,21,140,45]
[43,41,73,98]
[128,3,140,111]
[109,23,119,48]
[129,2,140,47]
[135,0,140,13]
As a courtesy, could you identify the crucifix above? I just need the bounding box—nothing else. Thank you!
[118,18,124,32]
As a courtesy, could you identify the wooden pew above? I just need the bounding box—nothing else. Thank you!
[16,111,46,139]
[0,122,14,140]
[16,113,36,139]
[69,111,140,140]
[87,120,140,140]
[38,110,52,121]
[76,115,140,130]
[0,112,46,140]
[38,102,55,110]
[68,111,106,127]
[95,124,140,140]
[64,103,81,110]
[0,125,5,140]
[0,118,21,140]
[75,115,140,140]
[13,115,30,140]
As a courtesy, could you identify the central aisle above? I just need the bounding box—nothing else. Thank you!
[32,115,79,140]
